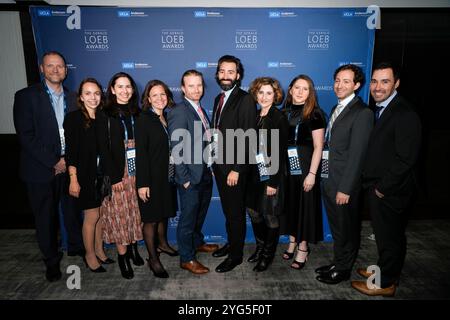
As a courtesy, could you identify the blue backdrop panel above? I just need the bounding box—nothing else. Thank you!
[30,6,374,244]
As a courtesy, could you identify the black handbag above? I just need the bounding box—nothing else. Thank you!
[96,117,112,201]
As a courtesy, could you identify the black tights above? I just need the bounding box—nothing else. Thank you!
[143,222,165,273]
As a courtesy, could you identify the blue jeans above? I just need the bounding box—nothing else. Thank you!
[177,170,212,263]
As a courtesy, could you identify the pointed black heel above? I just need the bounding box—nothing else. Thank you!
[83,256,107,273]
[146,258,169,278]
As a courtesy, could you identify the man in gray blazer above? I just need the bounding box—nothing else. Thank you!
[316,64,373,284]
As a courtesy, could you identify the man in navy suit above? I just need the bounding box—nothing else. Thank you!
[167,70,218,274]
[352,62,421,297]
[13,51,84,282]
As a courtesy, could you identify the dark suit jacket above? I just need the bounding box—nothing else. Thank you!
[13,82,76,183]
[362,94,421,196]
[212,86,257,175]
[324,96,374,195]
[167,99,211,185]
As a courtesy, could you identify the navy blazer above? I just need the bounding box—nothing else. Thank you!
[13,82,76,183]
[167,99,211,185]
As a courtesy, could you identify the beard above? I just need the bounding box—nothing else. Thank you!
[217,78,239,91]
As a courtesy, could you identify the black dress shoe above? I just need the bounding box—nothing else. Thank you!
[316,270,350,285]
[315,264,336,275]
[96,255,115,264]
[46,264,62,282]
[212,243,230,258]
[215,257,243,273]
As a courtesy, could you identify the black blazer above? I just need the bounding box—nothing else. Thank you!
[13,82,76,183]
[212,86,257,175]
[255,106,289,189]
[362,94,421,196]
[325,96,374,195]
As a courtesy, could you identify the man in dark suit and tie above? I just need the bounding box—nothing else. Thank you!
[168,70,218,275]
[211,55,257,273]
[352,62,421,297]
[316,64,373,284]
[13,51,84,282]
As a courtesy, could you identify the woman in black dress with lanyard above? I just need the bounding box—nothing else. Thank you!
[247,77,288,272]
[135,80,177,278]
[280,74,326,270]
[64,78,110,273]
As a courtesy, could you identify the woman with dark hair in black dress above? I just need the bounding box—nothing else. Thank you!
[64,78,111,273]
[135,79,177,278]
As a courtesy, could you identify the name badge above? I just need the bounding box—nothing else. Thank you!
[287,146,302,175]
[126,148,136,176]
[321,150,329,179]
[256,153,269,182]
[59,128,65,155]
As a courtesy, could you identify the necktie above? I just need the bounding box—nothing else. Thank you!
[374,106,384,122]
[196,105,211,141]
[328,103,344,131]
[214,93,225,128]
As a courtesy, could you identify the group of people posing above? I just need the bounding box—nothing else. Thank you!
[14,52,421,298]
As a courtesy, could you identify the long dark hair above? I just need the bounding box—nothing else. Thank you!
[104,72,140,117]
[284,74,318,120]
[141,79,175,111]
[77,78,104,128]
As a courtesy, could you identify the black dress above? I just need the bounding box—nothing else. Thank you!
[64,109,101,210]
[135,110,176,223]
[280,104,326,243]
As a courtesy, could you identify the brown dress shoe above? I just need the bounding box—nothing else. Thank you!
[180,260,210,274]
[196,243,220,253]
[351,280,396,297]
[356,268,373,278]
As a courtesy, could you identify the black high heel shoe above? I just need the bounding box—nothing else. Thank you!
[146,258,169,278]
[282,242,297,260]
[157,246,179,257]
[96,255,115,264]
[291,247,310,270]
[83,256,106,273]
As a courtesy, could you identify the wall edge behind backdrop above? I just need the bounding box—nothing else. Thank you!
[30,6,375,243]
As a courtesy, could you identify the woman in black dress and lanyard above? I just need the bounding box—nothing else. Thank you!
[64,78,110,273]
[135,80,177,278]
[280,74,326,269]
[247,77,288,272]
[98,72,144,279]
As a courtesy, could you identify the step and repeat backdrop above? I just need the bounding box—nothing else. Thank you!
[30,6,375,243]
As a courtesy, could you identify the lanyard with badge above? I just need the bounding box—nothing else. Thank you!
[287,108,302,175]
[255,115,270,182]
[320,122,331,179]
[43,81,67,155]
[120,115,136,176]
[152,108,175,183]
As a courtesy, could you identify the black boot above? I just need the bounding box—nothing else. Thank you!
[248,221,267,263]
[118,253,134,279]
[253,227,279,272]
[127,243,145,266]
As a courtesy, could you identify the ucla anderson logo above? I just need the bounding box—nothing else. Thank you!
[196,62,208,68]
[38,9,51,17]
[194,11,207,18]
[269,11,281,18]
[117,10,131,18]
[122,62,135,69]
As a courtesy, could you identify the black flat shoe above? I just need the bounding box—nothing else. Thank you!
[96,255,115,264]
[315,264,336,275]
[157,246,179,257]
[316,270,350,285]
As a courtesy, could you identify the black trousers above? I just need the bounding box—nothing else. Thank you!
[26,173,83,267]
[214,169,247,261]
[367,187,409,288]
[322,186,361,272]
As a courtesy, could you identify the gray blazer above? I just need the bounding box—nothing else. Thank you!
[324,96,374,195]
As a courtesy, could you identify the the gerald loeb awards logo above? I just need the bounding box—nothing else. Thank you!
[307,29,330,50]
[84,30,109,51]
[235,30,258,50]
[161,29,184,50]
